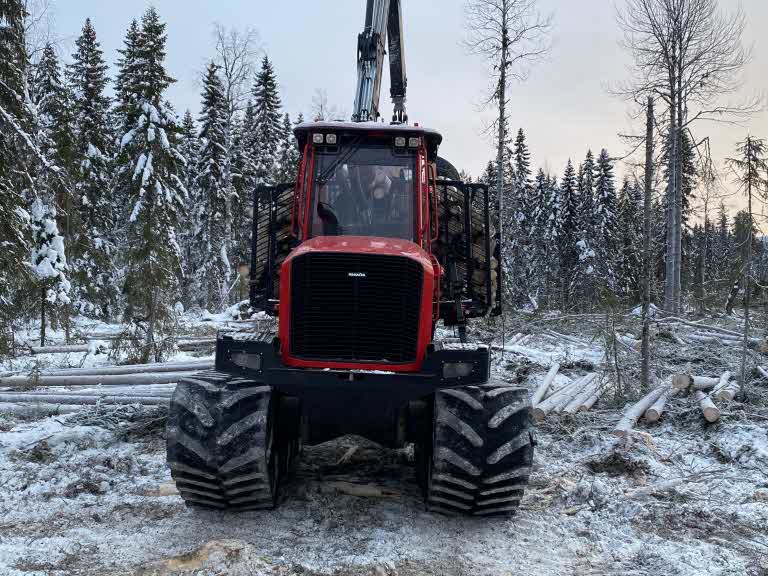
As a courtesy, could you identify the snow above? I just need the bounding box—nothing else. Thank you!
[1,316,767,574]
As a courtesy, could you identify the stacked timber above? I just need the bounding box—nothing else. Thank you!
[530,367,602,422]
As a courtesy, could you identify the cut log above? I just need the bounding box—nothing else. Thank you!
[672,375,720,391]
[0,393,170,406]
[533,376,589,421]
[0,403,91,415]
[713,382,740,402]
[319,481,400,499]
[613,387,667,437]
[579,385,604,412]
[644,387,679,423]
[531,363,560,406]
[0,371,198,389]
[695,391,720,423]
[562,375,598,414]
[15,361,213,378]
[711,371,733,396]
[29,344,106,355]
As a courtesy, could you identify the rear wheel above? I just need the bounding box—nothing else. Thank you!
[419,383,534,517]
[166,370,298,511]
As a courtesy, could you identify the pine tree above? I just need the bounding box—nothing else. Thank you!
[0,0,33,334]
[252,56,282,185]
[115,7,186,357]
[594,149,619,290]
[193,63,230,311]
[67,18,116,318]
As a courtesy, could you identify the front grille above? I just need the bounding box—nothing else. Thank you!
[290,252,423,363]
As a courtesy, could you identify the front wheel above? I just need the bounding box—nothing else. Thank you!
[419,383,534,517]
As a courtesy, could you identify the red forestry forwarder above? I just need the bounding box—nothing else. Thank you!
[166,0,535,516]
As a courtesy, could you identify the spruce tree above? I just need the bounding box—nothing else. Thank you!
[114,19,141,131]
[252,56,282,185]
[115,7,186,357]
[0,0,32,334]
[617,178,643,299]
[193,63,230,311]
[275,112,299,183]
[32,44,76,221]
[178,109,198,308]
[577,150,596,241]
[594,149,619,290]
[557,160,579,308]
[29,199,71,345]
[67,18,116,318]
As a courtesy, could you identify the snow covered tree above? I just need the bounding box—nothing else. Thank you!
[193,63,230,311]
[114,19,141,129]
[557,159,579,308]
[177,109,198,307]
[29,199,71,345]
[251,55,282,185]
[594,149,619,290]
[617,178,643,299]
[275,112,299,184]
[0,0,33,337]
[577,150,595,241]
[67,18,116,318]
[31,44,76,227]
[115,7,187,357]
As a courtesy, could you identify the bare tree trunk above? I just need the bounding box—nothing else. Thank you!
[664,47,678,312]
[673,60,684,312]
[641,96,654,393]
[495,0,508,335]
[739,141,754,399]
[40,285,46,348]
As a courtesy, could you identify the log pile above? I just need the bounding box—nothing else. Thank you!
[530,365,603,422]
[614,371,741,434]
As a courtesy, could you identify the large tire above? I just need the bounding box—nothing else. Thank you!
[166,370,294,511]
[422,383,534,517]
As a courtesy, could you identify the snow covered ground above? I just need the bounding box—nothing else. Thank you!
[1,315,767,575]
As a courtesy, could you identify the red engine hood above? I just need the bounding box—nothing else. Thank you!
[279,236,438,372]
[285,236,434,269]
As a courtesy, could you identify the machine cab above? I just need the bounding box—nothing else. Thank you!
[292,121,443,250]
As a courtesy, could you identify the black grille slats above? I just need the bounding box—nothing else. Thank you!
[290,253,423,363]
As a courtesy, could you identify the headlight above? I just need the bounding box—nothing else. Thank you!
[395,136,406,147]
[443,362,474,379]
[326,133,337,145]
[231,352,262,371]
[313,133,324,144]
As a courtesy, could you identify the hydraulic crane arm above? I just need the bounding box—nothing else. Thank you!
[352,0,408,124]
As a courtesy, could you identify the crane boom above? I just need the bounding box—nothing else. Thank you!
[352,0,408,124]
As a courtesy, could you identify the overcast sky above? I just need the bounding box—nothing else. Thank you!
[50,0,767,213]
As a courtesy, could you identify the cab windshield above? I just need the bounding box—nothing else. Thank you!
[311,143,416,240]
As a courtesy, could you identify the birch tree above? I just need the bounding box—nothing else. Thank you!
[464,0,550,310]
[618,0,752,313]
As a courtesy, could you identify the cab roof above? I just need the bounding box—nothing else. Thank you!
[294,121,443,147]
